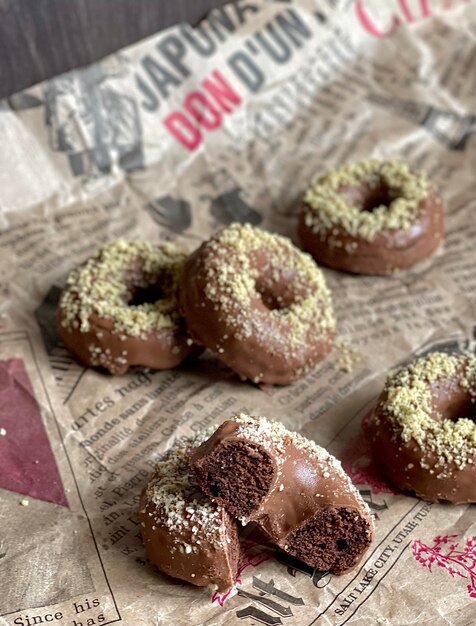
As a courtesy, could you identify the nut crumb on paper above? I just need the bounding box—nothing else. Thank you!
[336,340,359,373]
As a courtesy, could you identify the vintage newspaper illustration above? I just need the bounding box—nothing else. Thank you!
[1,1,476,624]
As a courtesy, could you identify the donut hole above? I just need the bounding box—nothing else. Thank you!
[360,185,394,213]
[255,278,296,311]
[341,183,394,213]
[128,283,163,306]
[441,394,476,423]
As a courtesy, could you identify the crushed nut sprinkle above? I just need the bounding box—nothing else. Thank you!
[199,223,335,360]
[372,352,476,469]
[336,340,359,373]
[144,430,226,550]
[303,159,429,241]
[231,413,366,505]
[59,239,188,338]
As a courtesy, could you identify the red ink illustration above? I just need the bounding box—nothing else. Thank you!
[212,525,271,605]
[211,551,270,606]
[356,0,471,39]
[412,534,476,598]
[0,358,67,506]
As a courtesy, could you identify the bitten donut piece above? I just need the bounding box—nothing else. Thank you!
[365,352,476,504]
[57,239,198,374]
[139,437,241,591]
[299,159,444,275]
[191,414,374,574]
[179,223,335,385]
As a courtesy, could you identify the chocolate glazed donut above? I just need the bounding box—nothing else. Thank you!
[365,352,476,503]
[191,414,374,574]
[139,436,241,591]
[179,223,335,385]
[57,240,199,374]
[299,159,444,275]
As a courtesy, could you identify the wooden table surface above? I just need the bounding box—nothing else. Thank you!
[0,0,230,100]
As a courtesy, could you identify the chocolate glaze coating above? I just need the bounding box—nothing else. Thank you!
[299,188,444,276]
[179,223,335,385]
[139,443,241,591]
[366,357,476,504]
[57,240,199,374]
[191,415,374,574]
[57,307,197,375]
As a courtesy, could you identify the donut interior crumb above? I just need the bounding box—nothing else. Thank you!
[231,413,361,496]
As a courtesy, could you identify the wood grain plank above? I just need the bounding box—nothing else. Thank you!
[0,0,233,99]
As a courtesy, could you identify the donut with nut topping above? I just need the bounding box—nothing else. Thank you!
[179,223,335,385]
[57,239,198,374]
[299,159,444,275]
[365,352,476,503]
[139,434,241,591]
[191,414,374,574]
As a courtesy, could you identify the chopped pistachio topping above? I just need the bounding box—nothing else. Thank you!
[303,159,429,241]
[59,239,188,338]
[201,223,335,364]
[144,430,226,550]
[234,412,329,460]
[373,352,476,469]
[336,340,358,373]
